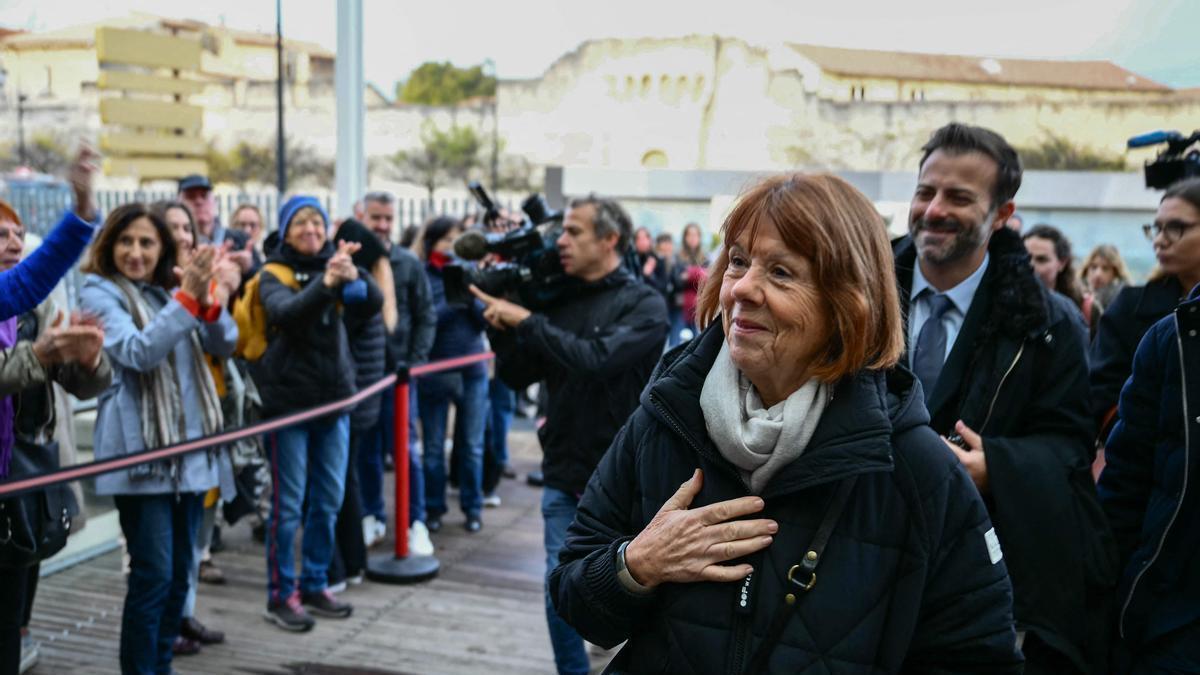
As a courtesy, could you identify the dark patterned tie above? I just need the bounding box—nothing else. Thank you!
[913,292,954,402]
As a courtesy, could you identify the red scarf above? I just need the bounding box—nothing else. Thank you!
[429,250,452,270]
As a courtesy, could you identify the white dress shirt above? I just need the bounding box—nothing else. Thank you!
[908,253,990,368]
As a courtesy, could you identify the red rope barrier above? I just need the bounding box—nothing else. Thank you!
[0,352,496,499]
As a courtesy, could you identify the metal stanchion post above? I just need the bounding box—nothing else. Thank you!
[366,369,440,583]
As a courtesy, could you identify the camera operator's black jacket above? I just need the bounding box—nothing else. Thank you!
[490,266,668,496]
[893,228,1117,674]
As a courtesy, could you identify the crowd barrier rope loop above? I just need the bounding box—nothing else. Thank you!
[0,351,497,584]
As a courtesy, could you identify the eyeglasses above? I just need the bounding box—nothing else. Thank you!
[1144,220,1200,243]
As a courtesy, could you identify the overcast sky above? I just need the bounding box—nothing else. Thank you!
[2,0,1197,91]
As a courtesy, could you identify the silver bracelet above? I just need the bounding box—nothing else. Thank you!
[615,540,654,595]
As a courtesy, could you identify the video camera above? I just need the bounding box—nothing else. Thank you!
[442,182,572,309]
[1128,129,1200,189]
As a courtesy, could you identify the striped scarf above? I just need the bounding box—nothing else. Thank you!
[112,277,223,484]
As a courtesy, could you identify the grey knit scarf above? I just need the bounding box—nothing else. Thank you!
[700,340,829,494]
[112,277,223,484]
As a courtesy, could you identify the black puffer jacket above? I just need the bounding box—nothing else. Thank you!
[255,242,382,418]
[550,324,1022,674]
[337,220,390,432]
[490,266,668,496]
[893,228,1115,673]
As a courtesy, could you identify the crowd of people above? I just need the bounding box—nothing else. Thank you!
[0,120,1198,674]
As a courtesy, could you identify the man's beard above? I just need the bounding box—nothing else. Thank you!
[911,215,989,265]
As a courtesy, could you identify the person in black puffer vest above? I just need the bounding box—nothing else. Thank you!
[327,218,395,588]
[550,174,1021,674]
[256,197,382,632]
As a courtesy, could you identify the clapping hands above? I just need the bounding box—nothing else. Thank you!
[323,240,361,288]
[32,310,105,372]
[175,243,242,309]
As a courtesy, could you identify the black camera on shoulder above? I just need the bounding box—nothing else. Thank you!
[1128,129,1200,189]
[443,182,573,309]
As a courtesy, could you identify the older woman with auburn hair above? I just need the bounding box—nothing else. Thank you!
[550,174,1022,673]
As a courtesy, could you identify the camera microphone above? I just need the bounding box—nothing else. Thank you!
[453,230,490,261]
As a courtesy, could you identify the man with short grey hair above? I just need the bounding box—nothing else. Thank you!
[354,192,437,557]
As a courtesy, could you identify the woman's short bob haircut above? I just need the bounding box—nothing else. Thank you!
[696,173,904,382]
[82,202,178,290]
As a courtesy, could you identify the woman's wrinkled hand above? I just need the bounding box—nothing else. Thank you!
[623,469,776,589]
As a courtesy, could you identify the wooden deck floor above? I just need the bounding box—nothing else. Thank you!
[29,422,614,674]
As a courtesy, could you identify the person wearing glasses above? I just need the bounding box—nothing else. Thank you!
[1097,174,1200,673]
[230,204,266,272]
[1090,177,1200,438]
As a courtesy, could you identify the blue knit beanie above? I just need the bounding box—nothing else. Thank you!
[278,195,330,240]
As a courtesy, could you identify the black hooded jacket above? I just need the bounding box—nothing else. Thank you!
[254,241,382,419]
[893,228,1116,673]
[489,266,668,496]
[550,324,1022,674]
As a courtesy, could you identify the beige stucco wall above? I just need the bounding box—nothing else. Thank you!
[5,32,1196,179]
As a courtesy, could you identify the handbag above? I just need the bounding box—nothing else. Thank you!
[0,437,78,568]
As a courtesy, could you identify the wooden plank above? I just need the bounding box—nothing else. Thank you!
[99,98,203,133]
[94,27,201,71]
[97,70,204,97]
[103,157,208,180]
[100,132,206,157]
[29,426,587,674]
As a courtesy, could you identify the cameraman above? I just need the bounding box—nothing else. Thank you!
[471,195,668,675]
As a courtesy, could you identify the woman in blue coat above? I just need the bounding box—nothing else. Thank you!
[415,216,489,534]
[80,203,237,675]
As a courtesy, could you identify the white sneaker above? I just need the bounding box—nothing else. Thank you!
[408,520,434,557]
[372,519,387,546]
[362,515,381,548]
[19,634,38,674]
[327,580,348,594]
[482,493,502,508]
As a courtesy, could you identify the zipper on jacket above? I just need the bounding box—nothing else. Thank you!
[979,342,1026,434]
[1118,313,1192,639]
[650,393,753,493]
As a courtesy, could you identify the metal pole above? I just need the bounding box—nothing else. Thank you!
[487,59,498,190]
[17,94,27,167]
[393,380,410,559]
[335,0,366,217]
[275,0,287,194]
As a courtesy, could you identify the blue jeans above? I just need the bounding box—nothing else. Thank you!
[542,487,589,675]
[419,369,487,519]
[266,415,349,603]
[359,386,389,524]
[667,307,685,347]
[408,382,425,524]
[114,492,203,675]
[182,501,217,619]
[483,377,515,495]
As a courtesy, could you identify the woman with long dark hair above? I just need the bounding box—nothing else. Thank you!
[80,203,236,674]
[1022,224,1098,336]
[414,216,489,534]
